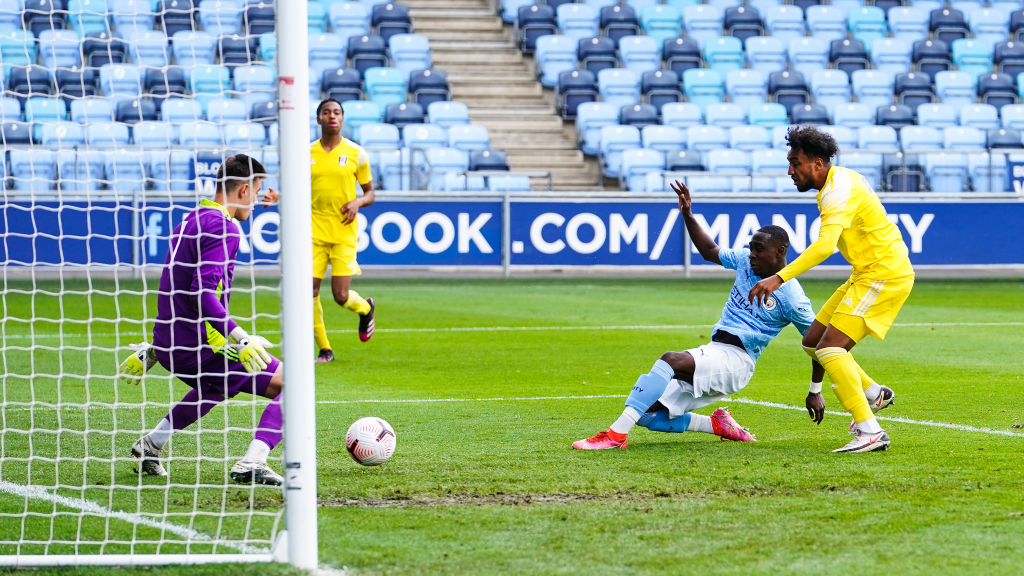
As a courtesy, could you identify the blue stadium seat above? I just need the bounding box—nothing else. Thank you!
[641,125,684,153]
[620,147,665,190]
[620,103,659,127]
[330,1,370,41]
[357,122,401,151]
[833,102,873,127]
[641,69,682,110]
[830,37,870,75]
[98,64,142,106]
[724,5,763,43]
[924,151,968,191]
[969,7,1010,44]
[160,0,197,36]
[179,121,223,147]
[935,70,977,108]
[207,98,248,123]
[660,102,703,128]
[857,124,898,148]
[987,125,1021,146]
[427,100,469,127]
[245,1,274,35]
[198,0,243,36]
[995,40,1024,77]
[765,5,805,42]
[909,0,943,14]
[39,122,85,147]
[745,36,786,74]
[557,3,599,40]
[666,149,704,173]
[703,35,744,72]
[469,148,509,171]
[682,4,725,44]
[620,35,662,75]
[376,148,421,190]
[391,34,433,80]
[308,33,346,78]
[372,2,413,43]
[0,30,36,69]
[913,38,952,78]
[900,125,942,148]
[218,33,259,66]
[364,66,407,107]
[788,37,829,77]
[9,65,55,100]
[259,31,276,63]
[686,124,729,150]
[502,0,533,22]
[114,98,157,123]
[322,67,363,103]
[487,174,532,192]
[599,5,641,44]
[791,102,830,124]
[0,0,23,32]
[148,150,193,191]
[517,4,557,53]
[931,8,969,44]
[0,96,21,121]
[663,36,702,74]
[599,124,641,177]
[871,38,912,74]
[641,4,682,43]
[821,124,856,149]
[729,124,770,149]
[887,6,929,43]
[66,149,106,191]
[895,71,935,109]
[403,122,446,149]
[810,69,851,115]
[952,38,995,77]
[1000,102,1024,128]
[85,122,130,146]
[750,148,789,192]
[448,124,490,151]
[578,36,618,74]
[190,65,231,107]
[81,31,127,67]
[10,149,57,191]
[968,150,1007,191]
[133,120,176,146]
[24,0,67,37]
[959,103,999,128]
[598,68,640,107]
[682,68,725,110]
[576,101,618,154]
[725,69,766,108]
[943,125,986,148]
[978,71,1016,107]
[104,150,149,191]
[343,100,383,135]
[805,5,846,43]
[385,102,424,128]
[558,69,599,119]
[38,30,81,70]
[748,102,788,126]
[706,149,751,192]
[917,102,958,127]
[173,31,217,66]
[769,70,809,111]
[348,34,388,76]
[704,102,745,127]
[125,30,169,68]
[877,103,916,128]
[848,6,887,47]
[852,69,895,112]
[535,35,578,87]
[409,69,450,108]
[839,151,883,189]
[233,63,276,108]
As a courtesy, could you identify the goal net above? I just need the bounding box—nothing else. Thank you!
[0,0,316,567]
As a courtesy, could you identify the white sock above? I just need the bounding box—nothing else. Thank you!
[146,418,174,450]
[241,439,272,464]
[687,414,715,434]
[609,407,642,435]
[857,417,883,434]
[864,383,882,402]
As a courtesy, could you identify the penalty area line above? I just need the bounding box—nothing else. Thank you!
[0,481,270,555]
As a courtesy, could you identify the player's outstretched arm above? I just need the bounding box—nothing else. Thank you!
[670,179,721,265]
[748,223,843,307]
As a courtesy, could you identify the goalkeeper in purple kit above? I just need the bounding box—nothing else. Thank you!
[118,154,285,486]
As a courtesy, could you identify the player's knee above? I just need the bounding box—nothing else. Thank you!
[660,351,686,370]
[802,332,819,349]
[333,290,349,306]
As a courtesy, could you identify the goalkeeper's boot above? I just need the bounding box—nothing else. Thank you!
[710,407,757,442]
[316,349,335,363]
[131,436,168,477]
[849,386,896,433]
[358,297,376,343]
[230,460,283,486]
[833,429,890,453]
[572,429,627,450]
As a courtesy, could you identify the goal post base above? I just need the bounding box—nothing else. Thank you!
[0,554,276,567]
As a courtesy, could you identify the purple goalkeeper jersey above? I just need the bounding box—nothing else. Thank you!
[152,199,241,365]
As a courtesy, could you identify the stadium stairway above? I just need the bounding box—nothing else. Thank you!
[407,0,602,189]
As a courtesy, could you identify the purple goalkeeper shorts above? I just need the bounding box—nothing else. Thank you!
[156,348,281,398]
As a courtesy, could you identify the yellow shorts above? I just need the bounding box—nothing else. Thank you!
[816,276,915,342]
[312,241,361,278]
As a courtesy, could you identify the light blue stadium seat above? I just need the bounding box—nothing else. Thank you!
[935,71,977,108]
[788,37,829,78]
[0,0,23,32]
[86,122,131,147]
[943,125,986,148]
[10,150,57,191]
[852,69,895,113]
[1000,103,1024,128]
[908,0,943,14]
[887,7,928,43]
[576,102,618,154]
[0,95,21,121]
[423,147,469,190]
[871,38,912,74]
[179,121,223,147]
[660,102,703,128]
[627,0,659,11]
[442,171,486,191]
[112,0,154,33]
[500,0,531,22]
[810,69,851,115]
[704,102,745,127]
[233,64,276,108]
[748,102,788,127]
[682,68,725,110]
[682,4,725,45]
[162,97,205,122]
[805,5,846,44]
[125,30,169,67]
[309,33,347,79]
[745,36,786,75]
[390,34,432,79]
[900,125,943,149]
[848,6,887,48]
[968,151,1006,191]
[703,36,744,72]
[951,38,995,78]
[133,121,176,145]
[149,150,193,191]
[104,150,148,191]
[771,124,793,147]
[66,150,106,191]
[358,122,401,151]
[725,69,766,108]
[199,0,244,35]
[342,100,383,138]
[0,30,36,69]
[765,5,805,43]
[598,68,641,107]
[25,97,67,123]
[173,31,218,66]
[448,124,490,151]
[729,124,770,150]
[599,124,642,177]
[329,1,371,41]
[427,100,469,127]
[684,173,732,191]
[619,35,661,75]
[857,124,898,148]
[686,124,728,150]
[620,147,665,190]
[403,122,446,149]
[39,122,85,147]
[535,35,577,88]
[838,151,883,189]
[641,125,684,153]
[38,30,81,70]
[924,151,968,191]
[258,32,276,63]
[640,4,681,43]
[949,0,985,14]
[821,125,856,150]
[969,7,1010,44]
[308,0,327,33]
[487,174,532,192]
[190,65,232,108]
[707,148,751,192]
[67,0,109,36]
[364,66,407,108]
[377,148,425,190]
[99,64,142,106]
[746,0,780,12]
[557,3,599,40]
[750,148,787,191]
[223,122,266,147]
[261,149,279,191]
[959,103,999,128]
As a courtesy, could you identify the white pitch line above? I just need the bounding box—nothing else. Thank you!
[316,394,626,405]
[0,481,269,555]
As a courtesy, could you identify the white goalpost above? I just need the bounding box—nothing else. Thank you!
[0,0,316,568]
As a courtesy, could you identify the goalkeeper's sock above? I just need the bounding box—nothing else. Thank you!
[165,389,225,435]
[342,290,371,315]
[816,347,874,424]
[147,418,174,450]
[252,393,282,454]
[241,439,272,464]
[313,295,332,351]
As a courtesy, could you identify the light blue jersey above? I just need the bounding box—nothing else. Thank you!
[713,248,816,363]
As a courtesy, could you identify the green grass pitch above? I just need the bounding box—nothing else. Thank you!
[2,277,1023,575]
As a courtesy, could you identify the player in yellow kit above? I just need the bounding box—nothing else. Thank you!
[748,126,915,453]
[311,98,377,362]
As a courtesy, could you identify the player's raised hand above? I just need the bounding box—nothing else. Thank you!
[748,274,783,307]
[669,179,692,215]
[806,392,826,424]
[340,200,359,225]
[261,187,278,207]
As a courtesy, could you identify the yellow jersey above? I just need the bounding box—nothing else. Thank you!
[310,138,372,245]
[817,165,914,280]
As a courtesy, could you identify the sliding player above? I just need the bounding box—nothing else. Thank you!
[572,180,816,450]
[748,126,914,453]
[311,98,377,362]
[119,154,285,485]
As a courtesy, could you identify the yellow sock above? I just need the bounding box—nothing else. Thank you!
[815,347,874,423]
[343,290,371,315]
[313,295,332,351]
[848,353,875,391]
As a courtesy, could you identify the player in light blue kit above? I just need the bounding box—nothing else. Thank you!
[573,180,817,449]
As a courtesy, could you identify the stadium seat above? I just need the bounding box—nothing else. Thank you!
[198,0,243,36]
[666,149,704,172]
[858,124,898,149]
[871,38,912,74]
[769,70,809,112]
[468,149,510,171]
[944,125,986,148]
[373,2,413,43]
[917,103,958,127]
[517,4,557,53]
[403,122,446,150]
[223,122,266,148]
[160,0,197,35]
[39,122,85,147]
[750,148,789,191]
[81,31,127,67]
[419,147,467,189]
[190,65,231,107]
[447,124,489,152]
[342,100,383,136]
[173,31,217,66]
[218,33,259,66]
[840,151,884,189]
[24,96,66,125]
[706,149,751,192]
[601,5,641,43]
[427,101,469,128]
[765,5,805,42]
[930,8,969,44]
[408,69,450,108]
[125,30,169,68]
[487,174,531,192]
[968,150,1007,191]
[364,66,407,108]
[1,121,33,145]
[133,121,176,146]
[877,103,916,128]
[558,70,598,119]
[10,149,57,191]
[329,1,370,41]
[620,103,659,128]
[115,98,158,124]
[642,125,684,153]
[9,66,54,99]
[348,35,388,76]
[887,6,929,43]
[535,35,578,88]
[578,36,618,74]
[745,36,786,74]
[390,33,432,79]
[686,124,729,150]
[70,97,111,124]
[86,122,130,147]
[848,6,887,47]
[830,38,870,75]
[747,102,788,127]
[557,3,599,40]
[724,69,767,109]
[791,103,830,124]
[178,121,223,147]
[0,30,36,70]
[995,40,1024,77]
[24,0,67,37]
[978,72,1017,107]
[233,64,276,108]
[60,149,104,191]
[900,125,942,149]
[724,6,763,43]
[0,97,19,122]
[598,68,641,107]
[660,102,703,128]
[383,102,423,129]
[990,125,1023,149]
[703,36,744,72]
[935,71,977,108]
[663,37,702,75]
[99,64,142,106]
[0,0,23,32]
[852,70,895,112]
[952,38,995,77]
[895,71,936,109]
[834,103,874,127]
[38,30,81,70]
[576,102,619,154]
[619,147,665,190]
[969,7,1010,44]
[308,33,346,79]
[912,39,952,79]
[502,0,532,22]
[683,68,725,110]
[959,103,1000,128]
[641,4,682,43]
[821,124,856,149]
[729,124,770,150]
[104,150,148,191]
[810,70,851,115]
[805,5,846,44]
[245,1,275,35]
[682,4,725,44]
[924,151,968,191]
[1000,103,1024,128]
[375,148,420,190]
[641,70,682,110]
[619,35,662,75]
[705,102,746,127]
[206,98,247,124]
[55,68,98,101]
[788,37,829,78]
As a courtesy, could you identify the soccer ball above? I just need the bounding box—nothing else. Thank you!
[345,417,396,466]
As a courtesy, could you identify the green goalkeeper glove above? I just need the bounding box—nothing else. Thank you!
[118,343,157,385]
[235,335,274,374]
